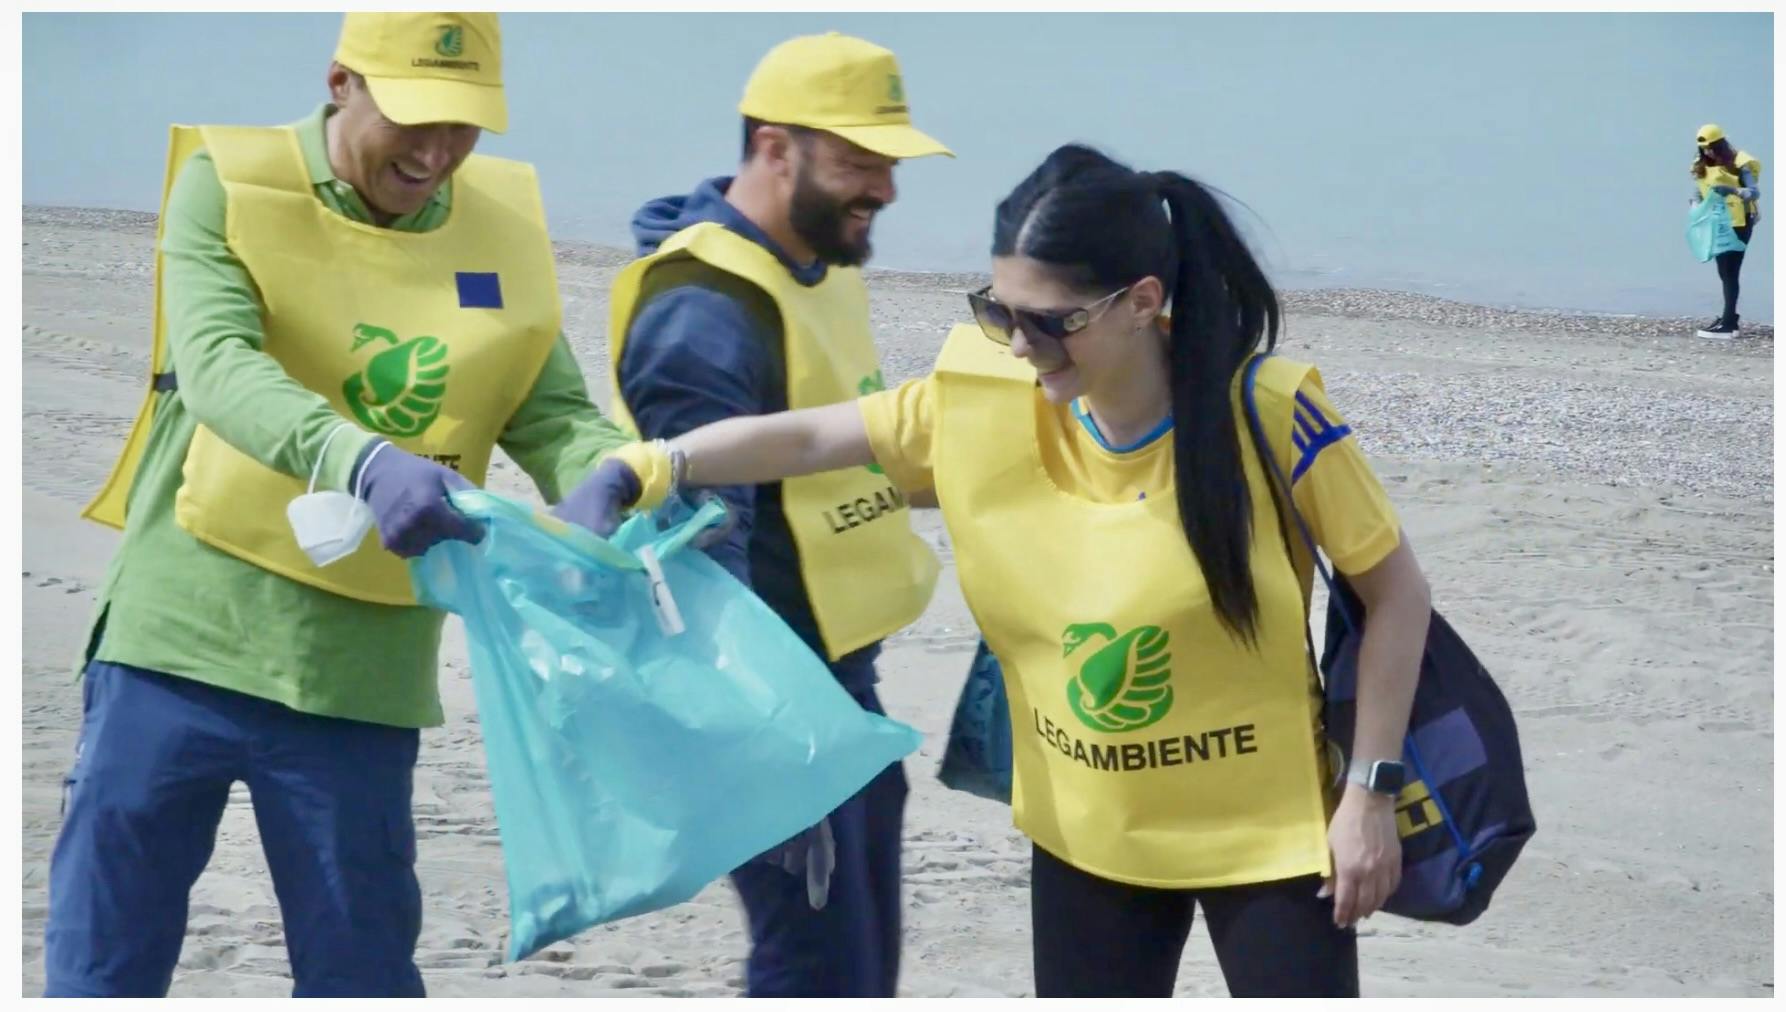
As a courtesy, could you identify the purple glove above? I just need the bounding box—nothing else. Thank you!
[354,441,484,558]
[552,457,641,538]
[754,818,836,910]
[554,457,735,549]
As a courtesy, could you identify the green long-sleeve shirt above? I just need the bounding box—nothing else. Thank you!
[86,104,629,727]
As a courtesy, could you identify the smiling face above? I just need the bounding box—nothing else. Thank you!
[326,64,481,223]
[785,129,898,267]
[988,255,1165,405]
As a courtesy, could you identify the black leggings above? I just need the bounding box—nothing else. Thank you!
[1030,844,1359,998]
[1716,223,1757,324]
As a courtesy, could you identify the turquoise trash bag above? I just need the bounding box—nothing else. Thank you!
[1687,192,1747,262]
[410,490,923,962]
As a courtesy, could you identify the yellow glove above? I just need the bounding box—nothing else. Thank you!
[611,440,676,511]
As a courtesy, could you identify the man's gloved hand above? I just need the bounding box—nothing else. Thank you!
[355,442,484,558]
[754,818,836,910]
[552,456,642,538]
[651,489,738,552]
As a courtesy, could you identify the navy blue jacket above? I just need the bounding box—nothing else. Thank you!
[618,176,881,690]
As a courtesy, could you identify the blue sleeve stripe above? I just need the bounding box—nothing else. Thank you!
[1295,391,1334,429]
[1289,399,1353,484]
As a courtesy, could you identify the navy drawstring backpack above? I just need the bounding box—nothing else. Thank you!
[1243,354,1536,925]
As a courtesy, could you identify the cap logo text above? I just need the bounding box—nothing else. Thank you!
[435,24,464,57]
[411,22,480,70]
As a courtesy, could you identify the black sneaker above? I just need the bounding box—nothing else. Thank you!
[1696,317,1740,340]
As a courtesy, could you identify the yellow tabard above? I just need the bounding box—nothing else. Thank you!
[930,324,1332,888]
[1696,150,1765,227]
[607,221,938,660]
[82,124,561,605]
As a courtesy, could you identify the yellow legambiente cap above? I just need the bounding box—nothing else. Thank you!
[1696,123,1725,146]
[739,32,952,159]
[334,12,508,133]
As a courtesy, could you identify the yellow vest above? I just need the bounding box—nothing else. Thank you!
[930,324,1331,888]
[607,222,939,661]
[1697,150,1764,227]
[83,124,562,605]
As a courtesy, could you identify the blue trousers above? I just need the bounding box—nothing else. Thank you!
[43,661,425,997]
[729,684,909,998]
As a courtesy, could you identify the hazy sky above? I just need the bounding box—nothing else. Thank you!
[23,12,1774,319]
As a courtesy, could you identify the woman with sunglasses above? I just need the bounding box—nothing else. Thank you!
[1689,124,1764,339]
[555,144,1433,997]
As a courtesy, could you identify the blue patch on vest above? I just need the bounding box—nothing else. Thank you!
[456,272,503,309]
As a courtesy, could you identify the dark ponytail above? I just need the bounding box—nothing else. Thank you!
[992,146,1280,643]
[1151,170,1280,644]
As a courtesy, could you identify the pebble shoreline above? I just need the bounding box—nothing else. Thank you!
[28,204,1772,504]
[29,205,1770,344]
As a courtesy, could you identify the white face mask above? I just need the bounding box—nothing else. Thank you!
[286,425,386,568]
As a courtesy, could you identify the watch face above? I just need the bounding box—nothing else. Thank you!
[1373,761,1407,794]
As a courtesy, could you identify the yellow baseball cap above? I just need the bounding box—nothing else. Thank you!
[334,12,507,133]
[1696,123,1725,146]
[739,33,952,159]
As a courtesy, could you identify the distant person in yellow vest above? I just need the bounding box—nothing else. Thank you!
[552,33,948,998]
[1689,123,1764,339]
[557,144,1436,997]
[45,13,631,997]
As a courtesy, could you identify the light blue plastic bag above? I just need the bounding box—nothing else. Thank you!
[1687,193,1747,262]
[410,490,922,962]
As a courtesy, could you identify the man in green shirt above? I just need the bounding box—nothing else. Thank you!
[44,13,629,997]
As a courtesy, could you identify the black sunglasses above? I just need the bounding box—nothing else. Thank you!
[967,284,1131,346]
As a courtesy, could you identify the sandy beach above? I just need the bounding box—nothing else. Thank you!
[18,205,1774,997]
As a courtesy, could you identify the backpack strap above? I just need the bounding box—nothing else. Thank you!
[1242,354,1361,639]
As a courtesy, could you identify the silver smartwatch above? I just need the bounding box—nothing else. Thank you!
[1346,758,1407,797]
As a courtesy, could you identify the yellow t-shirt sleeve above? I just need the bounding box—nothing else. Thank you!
[1284,374,1403,575]
[858,375,940,495]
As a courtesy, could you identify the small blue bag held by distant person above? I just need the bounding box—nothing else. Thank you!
[1687,192,1747,262]
[411,490,922,961]
[1243,355,1536,926]
[937,639,1014,803]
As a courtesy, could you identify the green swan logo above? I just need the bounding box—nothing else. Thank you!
[1063,622,1174,732]
[857,370,887,475]
[436,25,465,58]
[343,323,450,439]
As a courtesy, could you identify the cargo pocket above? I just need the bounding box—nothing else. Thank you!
[59,734,87,818]
[59,668,103,819]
